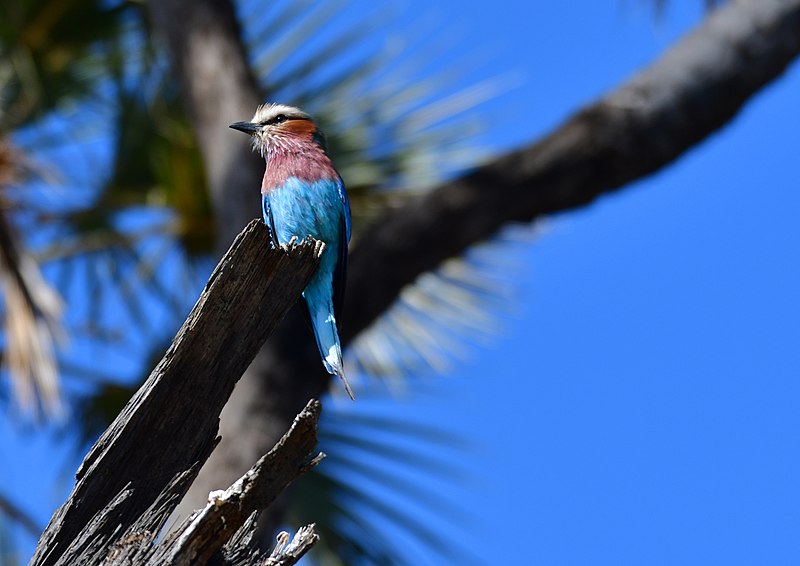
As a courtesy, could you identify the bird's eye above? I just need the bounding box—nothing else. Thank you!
[273,114,287,124]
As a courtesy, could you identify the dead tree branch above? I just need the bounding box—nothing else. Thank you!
[30,220,324,566]
[263,525,319,566]
[71,401,324,566]
[152,402,323,565]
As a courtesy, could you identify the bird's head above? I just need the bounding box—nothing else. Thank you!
[230,103,323,156]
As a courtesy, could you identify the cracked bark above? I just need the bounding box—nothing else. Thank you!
[30,222,324,566]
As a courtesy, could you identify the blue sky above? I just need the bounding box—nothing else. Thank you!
[366,1,800,564]
[460,2,800,564]
[3,1,800,564]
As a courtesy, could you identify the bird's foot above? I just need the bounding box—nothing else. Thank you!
[280,235,299,251]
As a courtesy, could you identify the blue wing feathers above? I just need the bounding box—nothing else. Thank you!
[333,175,350,333]
[331,212,348,333]
[263,176,353,397]
[261,195,278,246]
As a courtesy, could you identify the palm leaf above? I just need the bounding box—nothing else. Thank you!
[349,224,537,381]
[0,0,126,130]
[0,490,42,540]
[288,388,479,565]
[0,140,63,417]
[648,0,726,17]
[30,69,210,374]
[0,513,22,566]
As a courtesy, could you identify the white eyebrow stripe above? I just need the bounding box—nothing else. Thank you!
[250,103,311,124]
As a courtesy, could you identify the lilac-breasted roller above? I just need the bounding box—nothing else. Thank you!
[230,103,354,399]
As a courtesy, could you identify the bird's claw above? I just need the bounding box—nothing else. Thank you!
[280,235,299,251]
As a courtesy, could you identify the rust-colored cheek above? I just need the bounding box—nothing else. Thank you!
[280,119,316,139]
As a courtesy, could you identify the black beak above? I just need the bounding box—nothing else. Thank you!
[229,121,259,134]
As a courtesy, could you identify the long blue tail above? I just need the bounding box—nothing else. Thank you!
[305,285,354,399]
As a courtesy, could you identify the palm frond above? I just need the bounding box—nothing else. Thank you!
[22,42,209,390]
[0,513,23,566]
[0,490,42,540]
[0,140,63,417]
[288,392,478,565]
[646,0,726,18]
[243,1,512,224]
[349,224,538,383]
[0,0,127,130]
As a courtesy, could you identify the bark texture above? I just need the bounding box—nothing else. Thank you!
[154,402,323,565]
[31,401,322,566]
[148,0,800,528]
[30,221,323,566]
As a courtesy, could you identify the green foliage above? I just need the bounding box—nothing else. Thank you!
[0,0,125,130]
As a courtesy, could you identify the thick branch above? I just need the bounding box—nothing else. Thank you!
[344,0,800,338]
[31,221,324,566]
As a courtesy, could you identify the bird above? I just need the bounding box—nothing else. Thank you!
[230,103,354,399]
